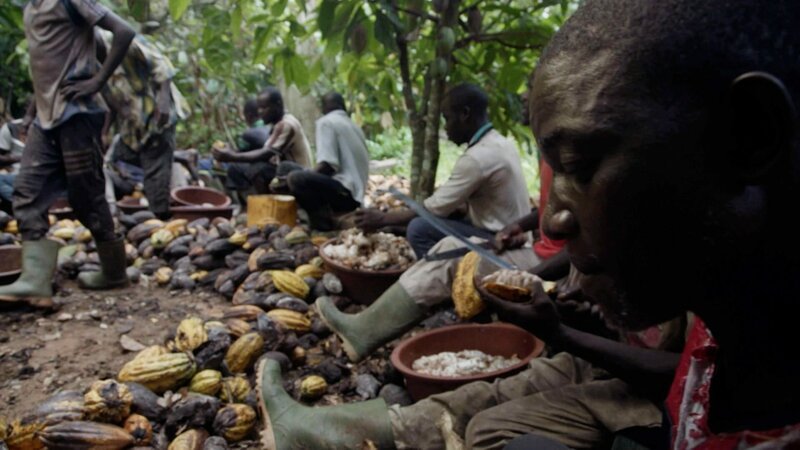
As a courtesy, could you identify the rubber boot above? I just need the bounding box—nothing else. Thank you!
[256,358,396,450]
[78,237,129,290]
[316,282,426,362]
[0,239,61,309]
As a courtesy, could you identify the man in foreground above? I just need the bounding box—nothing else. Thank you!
[355,83,530,258]
[0,0,135,308]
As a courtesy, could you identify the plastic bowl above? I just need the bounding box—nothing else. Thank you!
[117,196,149,215]
[391,323,545,401]
[318,239,407,305]
[171,186,231,208]
[48,197,74,220]
[0,245,22,285]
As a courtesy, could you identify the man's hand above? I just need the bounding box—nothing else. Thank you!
[354,208,387,231]
[476,275,562,341]
[494,222,527,252]
[62,77,104,101]
[212,147,237,162]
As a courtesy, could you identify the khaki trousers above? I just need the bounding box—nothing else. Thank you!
[389,353,663,450]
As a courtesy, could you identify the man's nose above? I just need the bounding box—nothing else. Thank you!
[542,187,578,240]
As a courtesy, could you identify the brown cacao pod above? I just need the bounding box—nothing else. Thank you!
[38,421,133,450]
[34,390,85,426]
[6,416,46,450]
[222,305,263,322]
[224,318,253,338]
[123,414,153,447]
[167,429,208,450]
[212,404,256,442]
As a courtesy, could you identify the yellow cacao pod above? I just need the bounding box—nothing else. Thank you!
[266,309,311,332]
[168,429,208,450]
[164,218,188,235]
[0,415,7,440]
[271,270,309,299]
[189,370,223,396]
[133,345,169,362]
[38,421,133,450]
[151,229,175,249]
[452,251,485,319]
[117,352,196,394]
[294,264,324,280]
[224,332,264,374]
[6,417,46,450]
[212,404,256,442]
[155,266,173,285]
[83,379,133,424]
[52,227,75,240]
[219,376,250,403]
[310,236,329,247]
[228,230,247,246]
[285,228,309,245]
[123,414,153,447]
[299,375,328,400]
[77,228,92,243]
[5,219,18,234]
[175,316,208,352]
[190,270,208,281]
[309,256,324,268]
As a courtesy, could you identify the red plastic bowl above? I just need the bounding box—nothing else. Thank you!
[391,323,545,401]
[0,245,22,285]
[117,196,149,215]
[171,186,231,208]
[170,205,234,221]
[318,239,407,305]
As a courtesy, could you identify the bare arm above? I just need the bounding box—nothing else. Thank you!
[62,12,135,100]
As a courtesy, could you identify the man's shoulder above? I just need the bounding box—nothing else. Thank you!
[467,130,516,160]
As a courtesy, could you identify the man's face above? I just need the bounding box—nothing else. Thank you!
[443,100,470,145]
[257,93,281,124]
[530,52,730,330]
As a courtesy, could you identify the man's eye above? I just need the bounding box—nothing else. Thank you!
[562,159,598,183]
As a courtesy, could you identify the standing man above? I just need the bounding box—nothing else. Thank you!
[0,0,135,308]
[99,29,188,220]
[213,87,312,194]
[278,92,369,230]
[356,83,530,258]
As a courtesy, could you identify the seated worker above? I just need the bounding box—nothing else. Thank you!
[98,29,188,220]
[355,83,530,258]
[504,0,800,448]
[0,117,26,210]
[224,97,272,202]
[275,92,369,230]
[257,276,685,449]
[212,87,312,194]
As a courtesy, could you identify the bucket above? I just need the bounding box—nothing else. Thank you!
[247,195,297,227]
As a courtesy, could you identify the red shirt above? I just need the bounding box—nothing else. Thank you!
[533,160,566,260]
[666,319,800,449]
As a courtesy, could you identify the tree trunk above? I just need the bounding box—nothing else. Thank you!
[416,0,461,199]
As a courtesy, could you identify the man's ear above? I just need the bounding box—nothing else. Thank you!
[460,105,472,123]
[726,72,796,182]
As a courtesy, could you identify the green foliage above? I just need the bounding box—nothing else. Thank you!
[0,0,30,118]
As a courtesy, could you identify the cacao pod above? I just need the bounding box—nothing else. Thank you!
[467,7,482,34]
[83,379,133,424]
[285,228,309,245]
[224,318,253,338]
[299,375,328,400]
[164,218,188,235]
[118,352,196,394]
[224,332,264,374]
[437,26,456,53]
[175,316,208,352]
[151,229,175,249]
[350,23,368,54]
[203,436,229,450]
[228,231,247,246]
[123,414,153,446]
[164,395,220,438]
[133,345,169,362]
[125,382,166,421]
[219,376,250,404]
[127,222,162,244]
[6,417,46,450]
[294,264,323,280]
[52,227,75,240]
[38,421,133,450]
[271,270,309,299]
[205,239,237,257]
[267,309,311,332]
[452,251,484,319]
[212,404,256,442]
[34,390,85,425]
[189,370,223,396]
[223,305,263,321]
[167,429,208,450]
[155,267,173,285]
[481,269,540,303]
[256,252,295,270]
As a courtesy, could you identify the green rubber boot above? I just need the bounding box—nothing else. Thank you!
[0,239,61,309]
[256,358,396,450]
[316,282,426,362]
[78,237,129,290]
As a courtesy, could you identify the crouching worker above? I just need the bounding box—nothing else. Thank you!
[0,0,136,309]
[275,92,369,230]
[355,83,531,258]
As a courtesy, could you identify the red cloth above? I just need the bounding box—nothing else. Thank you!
[533,160,566,259]
[666,319,800,449]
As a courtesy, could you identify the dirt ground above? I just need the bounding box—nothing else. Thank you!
[0,282,260,448]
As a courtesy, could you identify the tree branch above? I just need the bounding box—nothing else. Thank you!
[397,35,418,118]
[395,5,439,23]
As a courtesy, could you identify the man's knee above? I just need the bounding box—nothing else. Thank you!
[286,170,308,192]
[465,409,510,450]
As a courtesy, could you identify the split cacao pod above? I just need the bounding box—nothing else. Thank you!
[83,379,133,424]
